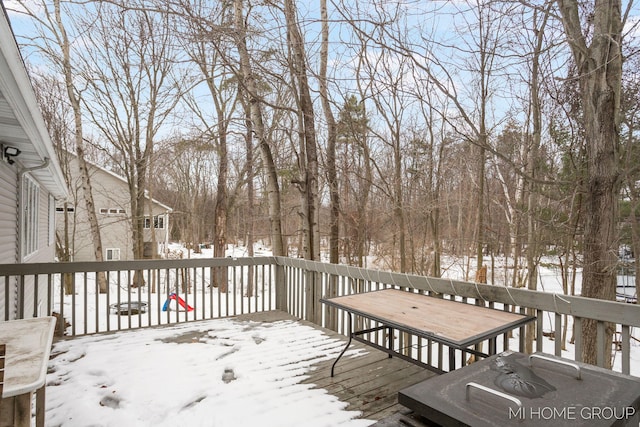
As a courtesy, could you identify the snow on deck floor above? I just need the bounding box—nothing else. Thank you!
[46,318,373,427]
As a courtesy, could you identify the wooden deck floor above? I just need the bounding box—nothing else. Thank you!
[236,310,436,423]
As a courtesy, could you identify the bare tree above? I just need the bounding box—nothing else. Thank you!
[78,3,183,272]
[524,1,554,353]
[556,0,627,368]
[14,0,108,291]
[362,49,411,272]
[620,51,640,304]
[336,95,371,267]
[155,136,214,249]
[320,0,340,265]
[178,0,239,289]
[282,0,320,260]
[233,0,285,256]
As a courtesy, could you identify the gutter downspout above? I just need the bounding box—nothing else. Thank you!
[19,157,51,178]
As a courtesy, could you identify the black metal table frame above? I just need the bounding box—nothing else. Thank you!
[321,296,535,377]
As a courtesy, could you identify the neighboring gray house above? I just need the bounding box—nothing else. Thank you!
[0,6,69,319]
[59,154,172,261]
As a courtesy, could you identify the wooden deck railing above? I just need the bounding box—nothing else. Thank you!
[277,257,640,376]
[0,257,638,376]
[0,258,281,335]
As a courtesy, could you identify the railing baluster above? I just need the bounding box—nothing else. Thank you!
[127,270,132,327]
[147,268,152,327]
[70,274,76,335]
[621,325,630,375]
[574,316,583,363]
[47,274,53,320]
[81,272,87,334]
[200,267,205,320]
[536,310,544,352]
[555,313,562,356]
[18,275,24,319]
[233,265,238,316]
[4,276,10,321]
[58,274,65,335]
[240,265,245,315]
[116,271,122,331]
[94,272,99,334]
[209,266,213,318]
[33,274,39,318]
[164,268,170,325]
[597,321,606,368]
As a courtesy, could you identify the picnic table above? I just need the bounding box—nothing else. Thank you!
[321,289,534,376]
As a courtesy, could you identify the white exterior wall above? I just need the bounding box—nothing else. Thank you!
[0,162,17,265]
[0,162,17,320]
[0,166,59,320]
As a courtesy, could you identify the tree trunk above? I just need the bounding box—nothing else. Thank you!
[525,4,551,354]
[213,99,229,292]
[233,0,285,256]
[244,102,255,297]
[320,0,339,266]
[557,0,623,368]
[475,144,486,270]
[393,131,406,272]
[54,0,106,292]
[131,159,147,287]
[284,0,320,260]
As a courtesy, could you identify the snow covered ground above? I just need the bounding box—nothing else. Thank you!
[46,318,373,427]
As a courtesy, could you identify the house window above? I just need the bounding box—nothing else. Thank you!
[56,205,75,213]
[106,248,120,261]
[100,208,126,215]
[22,175,39,257]
[143,215,164,229]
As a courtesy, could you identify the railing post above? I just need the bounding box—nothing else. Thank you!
[303,270,322,324]
[325,274,338,331]
[305,270,314,323]
[275,262,287,313]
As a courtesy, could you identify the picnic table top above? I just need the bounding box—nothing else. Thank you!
[0,316,56,397]
[321,289,534,348]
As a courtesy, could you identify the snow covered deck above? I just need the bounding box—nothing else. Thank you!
[45,310,435,426]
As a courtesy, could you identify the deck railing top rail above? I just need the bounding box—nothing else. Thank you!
[0,257,278,275]
[275,257,640,328]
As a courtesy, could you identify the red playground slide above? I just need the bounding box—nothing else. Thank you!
[162,293,194,312]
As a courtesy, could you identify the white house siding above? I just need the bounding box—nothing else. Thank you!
[14,174,57,319]
[0,163,17,319]
[0,169,57,320]
[0,163,17,264]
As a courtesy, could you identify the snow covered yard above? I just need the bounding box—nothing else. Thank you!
[45,317,374,427]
